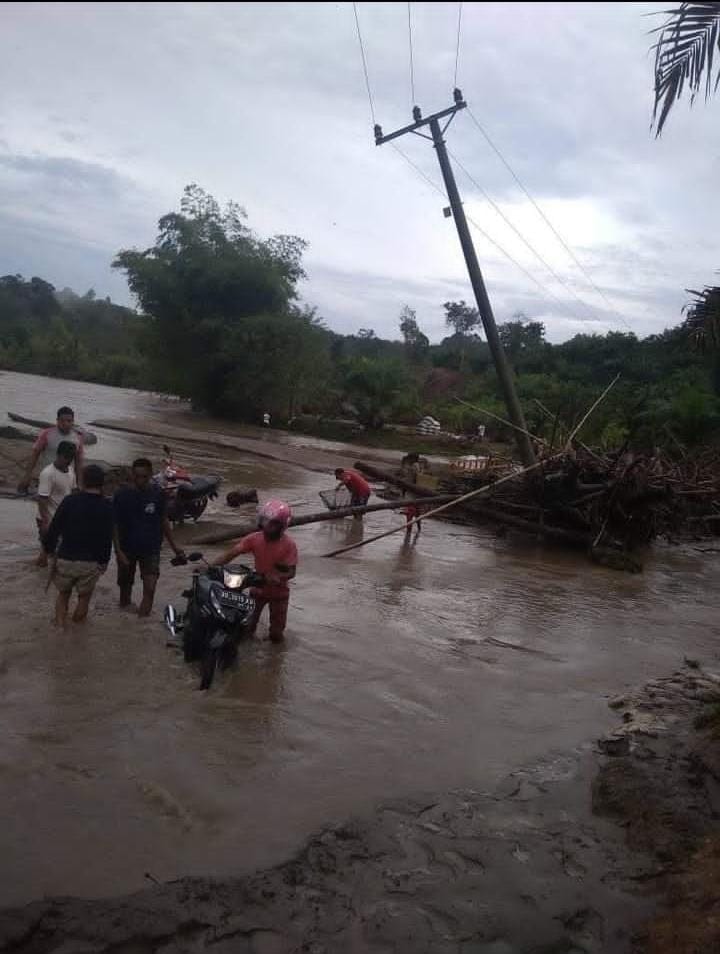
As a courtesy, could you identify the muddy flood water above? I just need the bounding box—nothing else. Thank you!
[0,371,718,911]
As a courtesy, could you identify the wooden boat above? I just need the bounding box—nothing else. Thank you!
[7,412,98,445]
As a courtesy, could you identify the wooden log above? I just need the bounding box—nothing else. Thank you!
[189,494,458,546]
[354,460,440,498]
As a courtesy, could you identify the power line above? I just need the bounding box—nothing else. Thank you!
[448,148,608,325]
[407,2,416,106]
[390,143,607,328]
[454,2,463,88]
[349,6,611,332]
[465,106,633,332]
[352,2,376,125]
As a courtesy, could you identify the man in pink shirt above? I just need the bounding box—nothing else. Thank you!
[18,406,84,493]
[213,499,297,643]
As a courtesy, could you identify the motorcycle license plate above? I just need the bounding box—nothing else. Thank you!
[220,589,249,605]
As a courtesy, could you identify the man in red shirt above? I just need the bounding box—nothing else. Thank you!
[212,499,297,643]
[335,467,371,518]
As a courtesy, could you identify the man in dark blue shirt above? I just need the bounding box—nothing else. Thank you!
[44,464,113,627]
[113,457,184,617]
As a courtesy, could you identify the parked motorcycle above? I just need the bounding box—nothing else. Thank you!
[154,445,221,524]
[164,552,265,690]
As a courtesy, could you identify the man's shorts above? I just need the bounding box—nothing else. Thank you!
[54,559,102,596]
[117,552,161,588]
[351,492,370,508]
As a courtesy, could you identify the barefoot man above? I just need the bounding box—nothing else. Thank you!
[35,441,77,567]
[113,457,185,616]
[43,464,113,627]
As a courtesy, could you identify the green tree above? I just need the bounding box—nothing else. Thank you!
[399,305,429,362]
[684,285,720,352]
[113,184,308,413]
[443,300,480,336]
[443,300,481,371]
[497,314,545,373]
[342,356,409,429]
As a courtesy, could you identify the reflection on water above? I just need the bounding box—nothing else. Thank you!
[0,372,719,907]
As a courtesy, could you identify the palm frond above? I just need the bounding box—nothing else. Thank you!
[652,2,720,135]
[683,285,720,352]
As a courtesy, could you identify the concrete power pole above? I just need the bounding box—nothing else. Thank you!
[374,91,536,468]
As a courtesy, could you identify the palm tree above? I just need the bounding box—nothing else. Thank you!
[652,2,720,135]
[683,285,720,351]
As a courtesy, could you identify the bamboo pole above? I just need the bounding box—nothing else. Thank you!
[322,455,560,558]
[566,374,620,448]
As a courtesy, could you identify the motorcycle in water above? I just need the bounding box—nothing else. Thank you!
[154,445,221,524]
[164,553,265,690]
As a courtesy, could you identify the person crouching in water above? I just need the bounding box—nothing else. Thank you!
[334,467,371,519]
[212,500,297,643]
[43,464,113,627]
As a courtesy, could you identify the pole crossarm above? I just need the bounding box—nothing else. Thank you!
[374,94,466,146]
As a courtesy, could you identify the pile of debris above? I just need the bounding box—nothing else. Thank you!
[357,445,720,568]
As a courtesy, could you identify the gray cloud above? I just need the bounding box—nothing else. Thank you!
[0,1,718,343]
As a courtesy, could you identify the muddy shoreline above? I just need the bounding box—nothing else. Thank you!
[1,665,718,954]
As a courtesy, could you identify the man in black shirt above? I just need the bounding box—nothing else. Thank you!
[113,457,184,617]
[43,464,113,627]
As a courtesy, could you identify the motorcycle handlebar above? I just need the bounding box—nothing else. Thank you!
[169,552,265,588]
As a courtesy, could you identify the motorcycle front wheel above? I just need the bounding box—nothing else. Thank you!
[191,497,208,521]
[199,646,221,690]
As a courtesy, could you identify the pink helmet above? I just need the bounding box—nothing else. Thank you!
[258,498,292,529]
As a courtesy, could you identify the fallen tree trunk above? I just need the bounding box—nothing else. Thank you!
[189,494,457,546]
[354,461,437,498]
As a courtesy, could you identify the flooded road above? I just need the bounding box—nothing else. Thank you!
[1,371,718,909]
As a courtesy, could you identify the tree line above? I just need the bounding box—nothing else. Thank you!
[1,184,718,449]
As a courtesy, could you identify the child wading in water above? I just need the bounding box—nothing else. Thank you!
[401,500,424,537]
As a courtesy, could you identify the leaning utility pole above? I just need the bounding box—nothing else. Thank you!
[374,90,536,467]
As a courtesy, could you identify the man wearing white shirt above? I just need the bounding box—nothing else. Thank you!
[36,441,77,567]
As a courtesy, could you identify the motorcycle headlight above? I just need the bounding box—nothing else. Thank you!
[223,569,247,589]
[209,586,226,620]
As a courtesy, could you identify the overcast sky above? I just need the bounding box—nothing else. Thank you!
[1,1,718,343]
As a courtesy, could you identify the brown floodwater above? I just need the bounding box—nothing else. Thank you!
[0,371,718,909]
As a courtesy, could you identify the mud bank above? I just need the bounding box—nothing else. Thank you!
[1,666,717,954]
[90,417,404,475]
